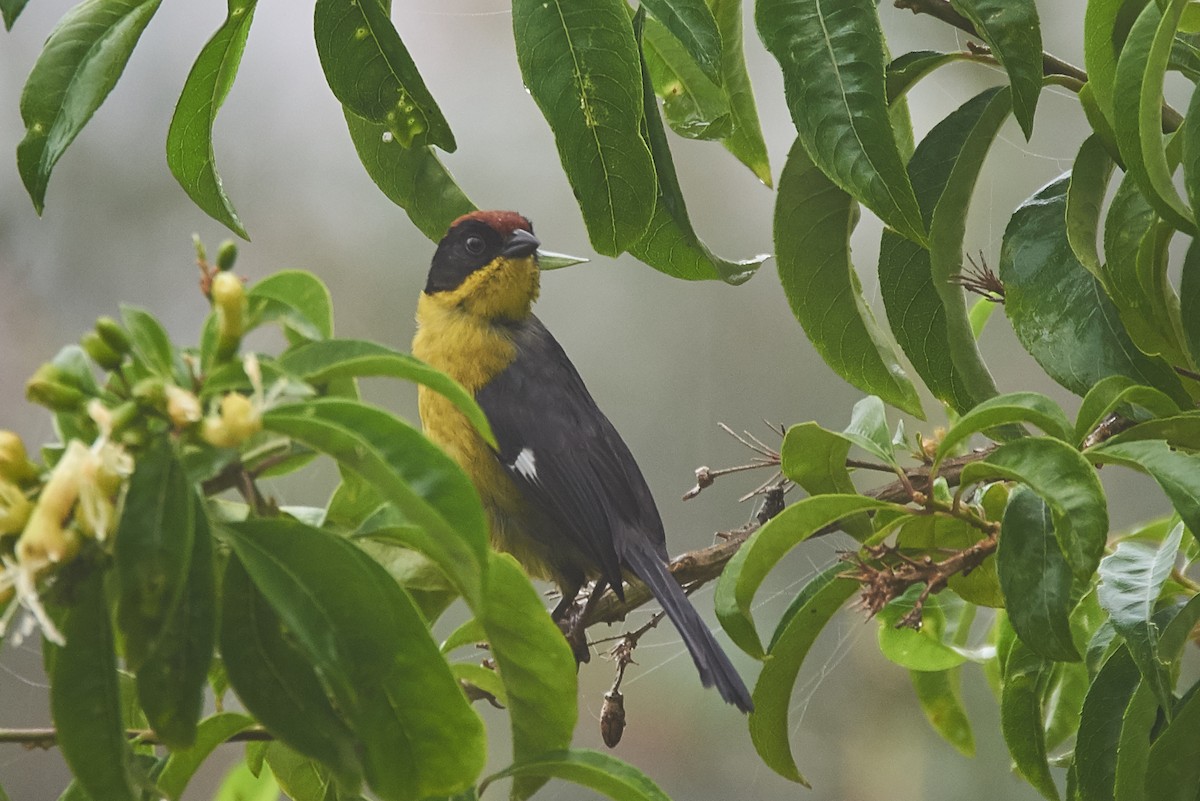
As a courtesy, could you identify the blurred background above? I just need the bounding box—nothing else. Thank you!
[0,1,1154,799]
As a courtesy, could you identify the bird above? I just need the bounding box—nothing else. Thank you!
[412,210,753,713]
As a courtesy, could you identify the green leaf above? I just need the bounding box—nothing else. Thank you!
[1065,135,1117,281]
[481,554,578,801]
[1114,0,1195,233]
[709,0,771,184]
[1,0,30,30]
[136,489,216,749]
[157,712,256,801]
[1184,239,1200,363]
[1105,411,1200,449]
[934,391,1073,467]
[880,88,1012,414]
[897,515,1003,607]
[750,569,858,784]
[948,0,1042,137]
[1143,680,1200,801]
[166,0,257,238]
[263,743,343,801]
[16,0,163,213]
[343,110,475,242]
[1076,645,1142,801]
[642,17,731,141]
[313,0,454,151]
[481,750,671,801]
[220,556,364,787]
[1089,440,1200,539]
[47,567,137,801]
[1044,660,1090,752]
[774,139,923,417]
[114,439,193,672]
[225,518,486,801]
[513,0,656,255]
[757,0,924,243]
[451,662,508,706]
[640,0,721,81]
[999,174,1189,403]
[247,270,334,342]
[214,759,279,801]
[1084,0,1146,125]
[886,51,969,104]
[263,399,486,605]
[121,305,188,385]
[1075,375,1182,444]
[997,488,1078,662]
[877,586,967,672]
[277,339,495,446]
[842,395,897,466]
[715,493,898,658]
[778,422,871,540]
[1183,63,1200,223]
[1097,521,1184,712]
[1000,641,1058,801]
[911,668,976,757]
[961,437,1109,578]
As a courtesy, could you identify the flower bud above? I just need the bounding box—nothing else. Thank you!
[132,377,167,409]
[81,331,123,371]
[202,392,261,449]
[216,240,238,271]
[16,441,88,566]
[0,480,33,536]
[211,271,247,362]
[0,431,39,485]
[26,365,87,412]
[165,385,202,428]
[94,316,132,355]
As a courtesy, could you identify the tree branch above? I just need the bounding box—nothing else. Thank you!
[0,727,274,749]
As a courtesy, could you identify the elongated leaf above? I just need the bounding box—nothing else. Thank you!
[640,0,721,81]
[1184,69,1200,225]
[1105,412,1200,449]
[262,743,339,801]
[121,305,188,385]
[715,493,897,657]
[642,16,731,140]
[481,554,577,801]
[1097,522,1184,712]
[262,399,487,605]
[1044,660,1090,752]
[949,0,1042,137]
[1143,682,1200,801]
[961,437,1108,578]
[17,0,163,213]
[710,0,771,184]
[481,750,671,801]
[934,391,1073,467]
[226,518,486,800]
[1000,174,1189,403]
[247,270,333,342]
[343,110,475,241]
[313,0,453,150]
[47,567,137,801]
[1183,239,1200,363]
[1084,0,1147,124]
[513,0,655,255]
[757,0,923,243]
[157,712,255,800]
[751,571,858,784]
[114,439,193,672]
[886,51,969,103]
[911,668,975,757]
[277,339,494,446]
[998,488,1078,661]
[1076,646,1142,801]
[877,587,967,672]
[775,138,923,417]
[1090,440,1200,539]
[220,557,364,786]
[136,489,216,749]
[1066,135,1116,281]
[1113,0,1195,232]
[166,0,257,238]
[1,0,30,30]
[778,422,871,540]
[1001,641,1058,800]
[1074,375,1182,444]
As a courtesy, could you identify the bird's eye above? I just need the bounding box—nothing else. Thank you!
[465,236,486,256]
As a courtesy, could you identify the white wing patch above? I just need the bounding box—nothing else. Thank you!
[511,447,538,482]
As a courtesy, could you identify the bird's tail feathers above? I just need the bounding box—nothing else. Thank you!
[621,535,753,713]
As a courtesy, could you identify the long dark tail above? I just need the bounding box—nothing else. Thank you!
[622,535,754,712]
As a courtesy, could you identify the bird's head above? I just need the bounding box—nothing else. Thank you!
[423,210,541,321]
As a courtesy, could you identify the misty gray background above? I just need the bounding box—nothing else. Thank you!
[0,2,1154,800]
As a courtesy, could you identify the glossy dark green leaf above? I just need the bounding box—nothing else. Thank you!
[1097,522,1184,712]
[343,110,475,242]
[1083,0,1147,124]
[121,305,188,385]
[758,0,923,243]
[47,567,137,801]
[1076,645,1142,801]
[136,489,216,749]
[247,270,334,342]
[751,570,857,784]
[1044,660,1090,752]
[114,439,193,672]
[263,743,344,801]
[880,89,1012,413]
[709,0,771,184]
[226,518,485,801]
[642,16,731,140]
[16,0,163,213]
[1105,412,1200,448]
[1183,65,1200,224]
[778,422,871,540]
[886,51,969,104]
[1185,240,1200,362]
[948,0,1043,137]
[1066,135,1116,281]
[157,712,256,800]
[1000,174,1189,403]
[481,750,671,801]
[1074,375,1182,444]
[166,0,257,238]
[1090,440,1200,540]
[716,493,899,657]
[934,392,1073,467]
[961,437,1108,578]
[513,0,655,255]
[313,0,453,151]
[775,139,923,417]
[1143,680,1200,801]
[630,19,767,284]
[640,0,721,81]
[877,586,967,672]
[277,338,494,446]
[1113,0,1195,233]
[481,554,578,801]
[220,557,364,787]
[911,667,975,757]
[998,488,1078,662]
[1,0,29,29]
[1000,641,1058,801]
[262,399,486,605]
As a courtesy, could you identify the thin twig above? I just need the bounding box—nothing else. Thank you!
[0,727,274,749]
